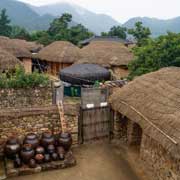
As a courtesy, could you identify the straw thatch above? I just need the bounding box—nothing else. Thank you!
[11,39,43,53]
[36,41,81,63]
[77,41,134,68]
[109,67,180,159]
[0,48,22,72]
[0,36,32,58]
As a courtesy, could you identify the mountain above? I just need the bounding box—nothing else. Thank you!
[30,2,120,35]
[1,0,180,37]
[123,17,180,37]
[0,0,55,31]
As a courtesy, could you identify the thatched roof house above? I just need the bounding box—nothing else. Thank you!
[36,41,81,76]
[37,41,80,63]
[110,67,180,159]
[78,41,133,68]
[11,39,43,53]
[77,41,134,79]
[0,48,21,73]
[0,37,32,58]
[0,37,32,73]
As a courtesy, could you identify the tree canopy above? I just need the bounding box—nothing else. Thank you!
[128,21,151,46]
[101,26,127,39]
[128,32,180,79]
[0,9,11,37]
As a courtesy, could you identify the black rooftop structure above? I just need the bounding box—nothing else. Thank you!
[60,64,111,85]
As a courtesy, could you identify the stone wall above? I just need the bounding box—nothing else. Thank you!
[140,134,180,180]
[0,104,79,155]
[0,86,53,109]
[112,111,180,180]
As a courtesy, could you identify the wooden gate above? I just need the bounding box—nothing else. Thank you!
[79,88,112,143]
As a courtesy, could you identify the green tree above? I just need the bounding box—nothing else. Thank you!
[68,24,93,45]
[128,21,151,46]
[10,26,30,40]
[0,9,11,36]
[48,13,72,36]
[108,26,127,39]
[30,31,53,46]
[128,32,180,79]
[101,26,127,39]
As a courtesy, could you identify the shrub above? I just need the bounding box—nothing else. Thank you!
[0,67,50,88]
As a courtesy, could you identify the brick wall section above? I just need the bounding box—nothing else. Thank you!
[0,86,53,109]
[140,134,180,180]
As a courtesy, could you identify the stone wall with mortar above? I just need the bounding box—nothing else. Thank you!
[0,86,53,109]
[0,104,79,155]
[140,134,180,180]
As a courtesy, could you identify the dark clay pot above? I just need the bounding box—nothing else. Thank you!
[14,154,22,168]
[5,138,21,159]
[57,146,65,160]
[47,144,55,154]
[20,144,35,164]
[51,153,58,161]
[35,146,45,155]
[29,159,36,168]
[41,132,55,148]
[44,154,51,163]
[58,132,72,151]
[35,154,44,164]
[24,133,39,149]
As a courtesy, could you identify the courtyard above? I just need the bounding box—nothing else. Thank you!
[9,142,149,180]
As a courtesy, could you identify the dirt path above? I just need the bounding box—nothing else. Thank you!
[9,143,148,180]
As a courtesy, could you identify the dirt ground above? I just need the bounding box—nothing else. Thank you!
[9,142,149,180]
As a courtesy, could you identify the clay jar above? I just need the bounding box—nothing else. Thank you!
[5,137,21,159]
[29,159,37,168]
[41,132,55,148]
[47,144,55,154]
[35,146,45,155]
[24,133,39,149]
[51,153,58,161]
[14,154,22,168]
[44,154,51,163]
[35,154,44,164]
[57,146,65,160]
[58,132,72,151]
[20,144,35,164]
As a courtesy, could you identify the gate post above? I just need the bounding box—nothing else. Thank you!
[53,81,64,104]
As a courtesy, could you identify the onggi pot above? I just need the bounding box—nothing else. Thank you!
[41,132,55,148]
[58,132,72,151]
[24,133,39,149]
[5,137,21,159]
[20,144,35,164]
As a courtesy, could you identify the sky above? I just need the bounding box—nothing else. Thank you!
[19,0,180,23]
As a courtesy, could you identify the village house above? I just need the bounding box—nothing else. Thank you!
[11,39,43,53]
[0,36,32,73]
[0,47,22,73]
[77,41,134,79]
[36,41,81,76]
[109,67,180,180]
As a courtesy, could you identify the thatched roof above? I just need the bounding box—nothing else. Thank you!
[0,48,22,72]
[77,41,134,68]
[11,39,43,53]
[0,36,32,58]
[36,41,81,63]
[109,67,180,159]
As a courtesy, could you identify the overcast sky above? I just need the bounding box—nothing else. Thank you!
[19,0,180,23]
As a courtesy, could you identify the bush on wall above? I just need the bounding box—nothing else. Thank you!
[0,66,50,88]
